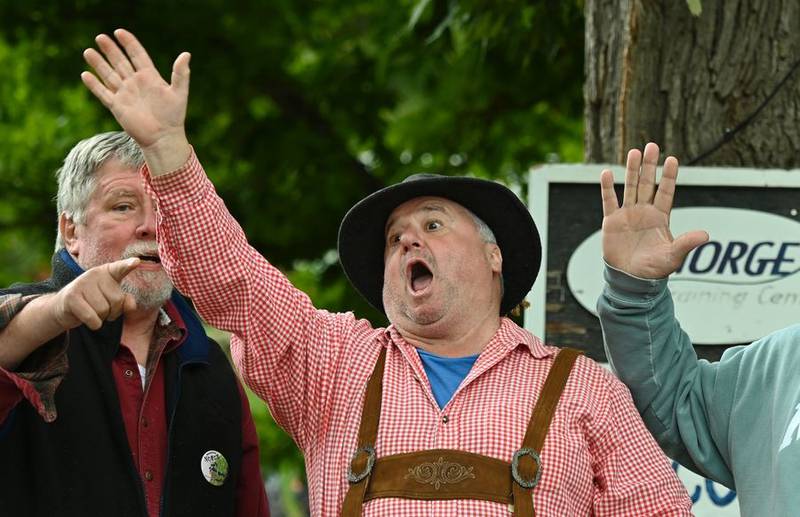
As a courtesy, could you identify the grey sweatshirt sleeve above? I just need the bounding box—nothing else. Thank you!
[597,264,741,489]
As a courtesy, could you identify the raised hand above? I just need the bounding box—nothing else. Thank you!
[81,29,191,175]
[600,142,709,279]
[52,258,141,331]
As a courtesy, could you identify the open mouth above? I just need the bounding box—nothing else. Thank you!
[407,260,433,293]
[138,254,161,264]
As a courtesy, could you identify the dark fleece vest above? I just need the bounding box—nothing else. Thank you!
[0,252,242,517]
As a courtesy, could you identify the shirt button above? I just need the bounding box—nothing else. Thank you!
[124,369,134,378]
[142,418,149,428]
[144,470,153,481]
[442,415,449,424]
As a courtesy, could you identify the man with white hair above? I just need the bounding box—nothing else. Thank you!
[0,132,269,516]
[80,30,692,515]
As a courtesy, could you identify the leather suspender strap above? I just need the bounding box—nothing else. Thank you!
[364,449,513,503]
[511,347,582,517]
[342,346,581,516]
[342,347,387,517]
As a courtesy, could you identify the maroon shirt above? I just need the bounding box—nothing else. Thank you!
[0,294,269,517]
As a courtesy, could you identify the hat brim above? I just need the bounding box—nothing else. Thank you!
[337,175,541,316]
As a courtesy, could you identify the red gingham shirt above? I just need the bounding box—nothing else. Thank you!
[145,151,691,516]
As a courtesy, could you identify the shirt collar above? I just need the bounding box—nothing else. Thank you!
[161,300,188,353]
[493,318,553,359]
[158,308,171,326]
[383,317,553,359]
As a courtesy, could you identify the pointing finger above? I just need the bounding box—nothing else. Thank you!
[106,257,141,283]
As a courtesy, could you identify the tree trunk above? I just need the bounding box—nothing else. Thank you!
[585,0,800,167]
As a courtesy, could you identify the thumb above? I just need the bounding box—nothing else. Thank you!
[107,257,141,282]
[171,52,191,97]
[672,230,709,263]
[122,293,138,314]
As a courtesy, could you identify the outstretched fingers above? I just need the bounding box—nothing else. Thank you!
[622,148,641,207]
[83,48,123,90]
[114,29,156,72]
[672,230,710,262]
[600,169,620,217]
[637,142,659,204]
[95,33,136,78]
[654,156,679,215]
[171,52,191,97]
[80,71,115,108]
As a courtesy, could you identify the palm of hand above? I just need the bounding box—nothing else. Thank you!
[602,204,680,279]
[110,70,186,148]
[599,145,708,279]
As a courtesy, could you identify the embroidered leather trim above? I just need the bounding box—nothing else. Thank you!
[404,456,476,490]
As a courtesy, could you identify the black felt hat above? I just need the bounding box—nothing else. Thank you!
[337,173,541,316]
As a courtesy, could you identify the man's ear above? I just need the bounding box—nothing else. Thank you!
[59,213,80,255]
[487,243,502,274]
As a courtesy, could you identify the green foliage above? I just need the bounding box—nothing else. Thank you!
[246,388,304,474]
[687,0,703,16]
[0,35,115,284]
[0,0,584,477]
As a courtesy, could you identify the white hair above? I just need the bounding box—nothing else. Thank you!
[466,209,504,296]
[54,132,144,251]
[467,210,497,244]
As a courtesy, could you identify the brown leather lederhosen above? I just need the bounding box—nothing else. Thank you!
[342,347,582,516]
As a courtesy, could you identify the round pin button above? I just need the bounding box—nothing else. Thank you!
[200,450,229,486]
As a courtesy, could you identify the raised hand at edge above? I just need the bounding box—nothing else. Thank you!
[600,142,709,279]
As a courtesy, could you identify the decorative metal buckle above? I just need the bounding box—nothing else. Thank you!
[347,445,376,483]
[511,448,542,489]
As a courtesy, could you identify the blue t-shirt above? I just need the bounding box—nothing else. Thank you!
[416,348,479,409]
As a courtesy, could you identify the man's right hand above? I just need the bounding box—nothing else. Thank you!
[80,29,192,176]
[51,258,140,331]
[600,142,709,279]
[0,258,141,370]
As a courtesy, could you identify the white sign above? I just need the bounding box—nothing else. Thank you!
[567,207,800,344]
[525,163,800,517]
[525,162,800,345]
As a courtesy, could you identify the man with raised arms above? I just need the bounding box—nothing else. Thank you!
[80,29,691,515]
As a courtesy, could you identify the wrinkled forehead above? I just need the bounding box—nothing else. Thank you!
[92,159,145,196]
[384,196,468,233]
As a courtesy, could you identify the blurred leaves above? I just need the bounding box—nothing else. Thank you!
[687,0,703,16]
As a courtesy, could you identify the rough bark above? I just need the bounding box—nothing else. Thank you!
[585,0,800,167]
